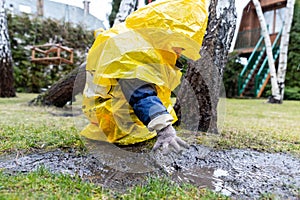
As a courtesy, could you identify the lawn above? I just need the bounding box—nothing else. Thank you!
[0,93,299,199]
[214,98,300,154]
[175,97,300,156]
[0,93,85,154]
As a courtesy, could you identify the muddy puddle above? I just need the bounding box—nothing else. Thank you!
[0,142,299,199]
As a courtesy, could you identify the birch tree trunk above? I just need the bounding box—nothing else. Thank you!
[0,0,16,97]
[174,0,237,133]
[252,0,281,103]
[277,0,295,102]
[114,0,138,25]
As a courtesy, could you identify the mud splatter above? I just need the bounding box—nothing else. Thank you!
[0,143,299,199]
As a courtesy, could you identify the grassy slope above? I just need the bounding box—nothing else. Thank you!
[0,93,299,199]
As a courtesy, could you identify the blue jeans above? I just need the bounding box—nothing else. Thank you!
[118,79,169,126]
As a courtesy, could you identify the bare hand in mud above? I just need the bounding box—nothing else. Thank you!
[152,125,189,154]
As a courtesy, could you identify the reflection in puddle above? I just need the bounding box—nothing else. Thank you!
[171,167,235,196]
[172,167,215,188]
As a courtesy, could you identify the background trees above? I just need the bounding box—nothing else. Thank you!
[108,0,122,27]
[0,0,15,97]
[284,1,300,100]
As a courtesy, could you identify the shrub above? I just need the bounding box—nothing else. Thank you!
[8,13,94,93]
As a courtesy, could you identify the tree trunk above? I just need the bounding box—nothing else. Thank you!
[252,0,281,103]
[174,0,237,133]
[37,0,44,17]
[114,0,138,25]
[277,0,295,102]
[29,63,86,107]
[0,0,16,97]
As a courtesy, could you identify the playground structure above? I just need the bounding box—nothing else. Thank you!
[234,0,287,97]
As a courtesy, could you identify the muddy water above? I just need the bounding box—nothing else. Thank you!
[174,145,300,199]
[0,143,299,199]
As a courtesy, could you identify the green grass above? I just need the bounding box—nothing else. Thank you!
[120,176,229,200]
[0,168,107,199]
[189,98,300,155]
[0,124,85,154]
[0,93,86,154]
[0,168,228,200]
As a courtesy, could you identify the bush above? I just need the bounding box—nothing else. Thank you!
[223,52,243,98]
[283,87,300,100]
[8,13,94,93]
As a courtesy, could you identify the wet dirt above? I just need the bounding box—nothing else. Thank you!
[0,142,299,199]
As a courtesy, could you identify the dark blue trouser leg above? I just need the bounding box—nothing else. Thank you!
[118,79,169,126]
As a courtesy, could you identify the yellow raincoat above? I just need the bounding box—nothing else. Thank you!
[81,0,209,145]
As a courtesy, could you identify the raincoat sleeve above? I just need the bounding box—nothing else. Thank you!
[118,79,173,130]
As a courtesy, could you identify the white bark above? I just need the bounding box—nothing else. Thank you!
[114,0,137,25]
[277,0,295,101]
[0,0,15,97]
[252,0,281,101]
[0,0,12,60]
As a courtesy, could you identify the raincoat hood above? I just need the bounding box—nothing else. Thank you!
[125,0,209,60]
[87,0,209,86]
